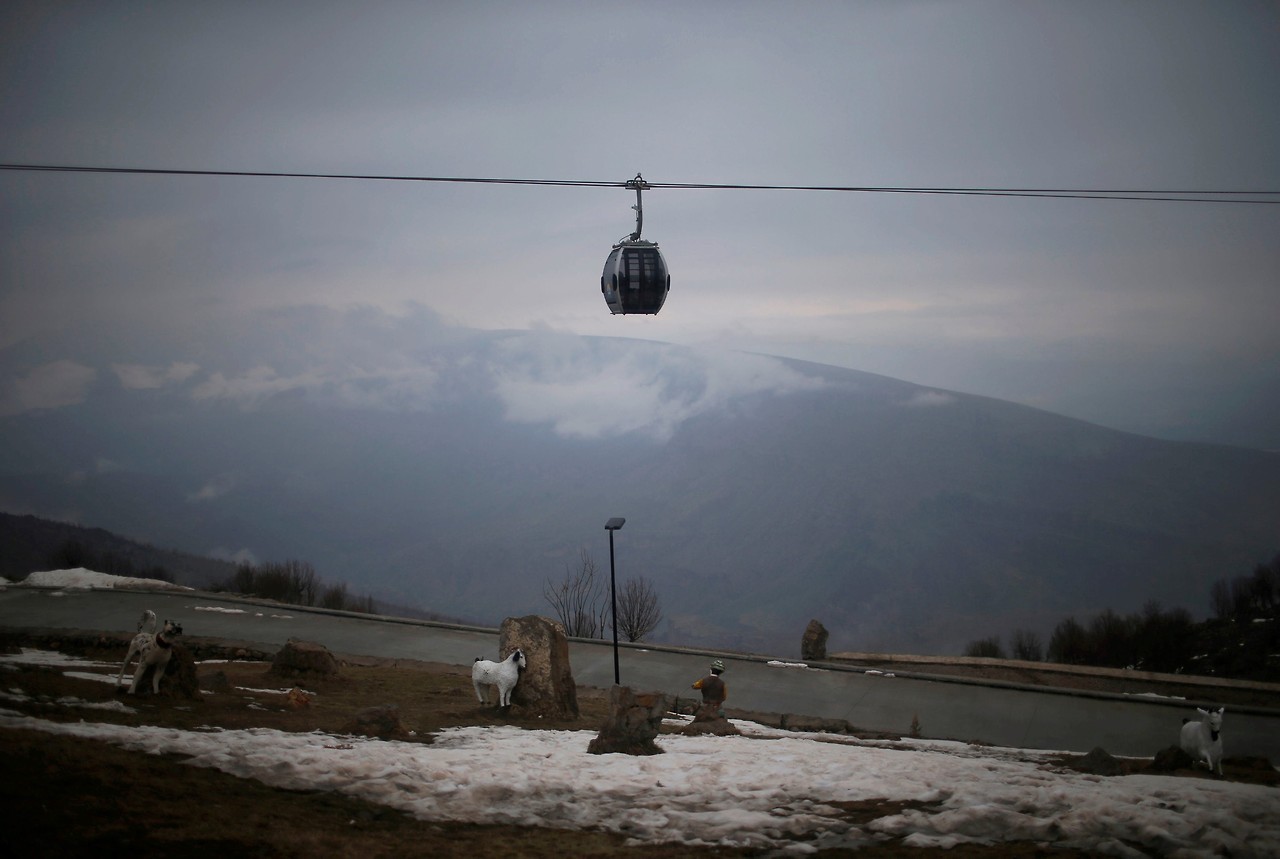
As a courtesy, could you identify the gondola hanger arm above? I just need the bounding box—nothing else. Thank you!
[624,173,650,241]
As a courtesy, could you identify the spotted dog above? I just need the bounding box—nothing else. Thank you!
[118,618,183,695]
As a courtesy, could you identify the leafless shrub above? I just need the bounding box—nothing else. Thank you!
[963,636,1005,659]
[1011,628,1043,661]
[617,576,663,642]
[543,548,608,638]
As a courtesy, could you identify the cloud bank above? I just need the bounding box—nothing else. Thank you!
[0,360,97,416]
[0,306,832,444]
[490,334,828,440]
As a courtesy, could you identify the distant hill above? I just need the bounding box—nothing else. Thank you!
[0,511,238,586]
[0,512,469,625]
[1,322,1277,656]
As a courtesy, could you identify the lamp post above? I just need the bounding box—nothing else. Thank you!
[605,517,625,686]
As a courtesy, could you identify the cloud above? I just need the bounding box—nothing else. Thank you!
[210,546,258,566]
[163,304,453,411]
[902,390,956,409]
[0,360,97,416]
[189,362,441,411]
[112,362,200,390]
[95,457,125,473]
[490,335,826,440]
[187,473,238,503]
[191,366,317,403]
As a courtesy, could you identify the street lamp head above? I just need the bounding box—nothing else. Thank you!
[605,517,626,531]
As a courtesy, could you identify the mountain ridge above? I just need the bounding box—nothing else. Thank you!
[1,324,1277,656]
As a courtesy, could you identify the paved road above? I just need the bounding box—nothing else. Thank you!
[3,585,1278,760]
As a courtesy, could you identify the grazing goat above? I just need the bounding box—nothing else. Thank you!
[1180,706,1225,776]
[118,618,183,695]
[472,648,526,708]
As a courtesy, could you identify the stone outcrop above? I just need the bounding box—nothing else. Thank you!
[198,668,232,694]
[801,619,829,661]
[681,699,741,737]
[588,685,669,755]
[1150,745,1195,772]
[682,716,740,736]
[267,638,339,680]
[1067,746,1125,776]
[498,615,578,719]
[137,642,201,700]
[342,704,409,740]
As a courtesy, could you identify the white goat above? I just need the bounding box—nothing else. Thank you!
[472,648,526,708]
[1179,706,1225,776]
[118,618,183,695]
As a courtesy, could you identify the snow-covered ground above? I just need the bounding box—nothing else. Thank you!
[4,568,1279,854]
[16,567,193,591]
[1,647,1277,856]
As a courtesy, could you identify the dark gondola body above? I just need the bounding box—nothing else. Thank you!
[601,240,670,315]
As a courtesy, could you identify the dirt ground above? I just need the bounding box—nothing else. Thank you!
[1,633,1273,858]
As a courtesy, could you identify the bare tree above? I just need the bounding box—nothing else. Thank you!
[1048,616,1087,664]
[616,575,663,642]
[1010,628,1043,661]
[963,636,1005,659]
[319,581,349,610]
[543,548,608,638]
[1210,578,1232,620]
[283,559,319,606]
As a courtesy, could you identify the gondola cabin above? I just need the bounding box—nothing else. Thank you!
[601,240,670,315]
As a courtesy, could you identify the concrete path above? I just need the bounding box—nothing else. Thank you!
[3,585,1278,760]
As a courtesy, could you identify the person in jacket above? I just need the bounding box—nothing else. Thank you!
[691,659,727,718]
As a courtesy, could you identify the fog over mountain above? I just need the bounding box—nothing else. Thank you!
[2,306,1277,656]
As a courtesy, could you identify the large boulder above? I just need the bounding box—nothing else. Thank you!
[135,643,201,700]
[801,619,829,661]
[267,638,339,680]
[499,615,578,719]
[588,686,669,755]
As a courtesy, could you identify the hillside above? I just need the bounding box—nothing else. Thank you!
[2,328,1278,656]
[0,512,237,586]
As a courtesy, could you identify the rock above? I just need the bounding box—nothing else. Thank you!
[342,704,409,740]
[198,669,232,693]
[682,708,742,737]
[1067,746,1125,776]
[801,619,829,661]
[781,714,849,734]
[267,638,339,680]
[680,698,742,736]
[588,686,669,754]
[499,615,578,720]
[134,643,201,700]
[1150,745,1195,772]
[1224,755,1275,772]
[682,720,740,736]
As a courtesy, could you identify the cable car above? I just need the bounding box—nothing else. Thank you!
[602,175,670,315]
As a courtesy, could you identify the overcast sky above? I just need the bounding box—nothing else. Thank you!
[2,1,1278,447]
